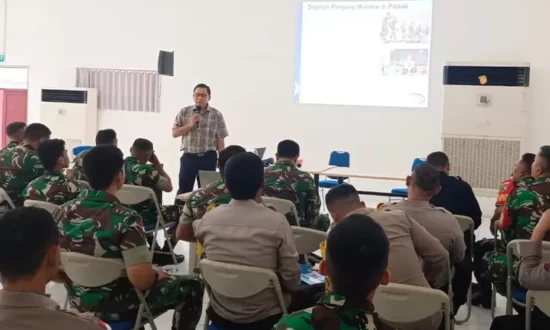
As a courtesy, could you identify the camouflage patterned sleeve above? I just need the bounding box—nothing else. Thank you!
[119,211,151,267]
[179,204,196,225]
[72,154,84,180]
[28,154,45,177]
[273,311,313,330]
[66,180,82,202]
[305,175,321,225]
[506,187,537,228]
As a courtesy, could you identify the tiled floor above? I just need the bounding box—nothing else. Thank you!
[4,194,504,329]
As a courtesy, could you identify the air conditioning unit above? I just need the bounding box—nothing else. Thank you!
[441,62,530,191]
[40,88,98,156]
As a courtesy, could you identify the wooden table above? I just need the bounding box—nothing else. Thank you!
[302,166,335,188]
[321,167,407,198]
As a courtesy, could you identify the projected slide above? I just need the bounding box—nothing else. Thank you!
[295,1,433,108]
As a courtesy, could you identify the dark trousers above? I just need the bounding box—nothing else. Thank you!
[207,283,325,330]
[452,258,473,313]
[491,308,550,330]
[177,150,217,194]
[473,238,496,298]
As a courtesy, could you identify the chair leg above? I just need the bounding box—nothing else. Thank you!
[454,284,472,324]
[526,295,532,330]
[162,225,178,265]
[491,284,496,319]
[321,189,325,211]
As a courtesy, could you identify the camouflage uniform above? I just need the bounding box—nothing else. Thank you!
[180,179,231,223]
[483,177,550,296]
[124,157,182,228]
[72,150,89,181]
[264,160,329,231]
[54,190,204,327]
[0,144,45,206]
[0,141,19,154]
[274,294,395,330]
[22,171,81,205]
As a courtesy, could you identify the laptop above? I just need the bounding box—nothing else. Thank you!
[254,147,266,159]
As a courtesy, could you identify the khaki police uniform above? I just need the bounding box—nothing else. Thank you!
[0,290,108,330]
[381,199,466,264]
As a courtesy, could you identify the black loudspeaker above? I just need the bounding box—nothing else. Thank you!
[158,51,174,76]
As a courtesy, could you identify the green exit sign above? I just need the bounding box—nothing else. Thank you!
[0,54,4,62]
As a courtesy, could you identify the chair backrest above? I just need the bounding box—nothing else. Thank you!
[23,199,58,213]
[411,158,426,171]
[328,151,350,167]
[454,215,474,232]
[508,239,550,261]
[527,290,550,318]
[263,196,300,226]
[373,283,449,323]
[60,251,125,288]
[199,259,288,314]
[0,188,15,209]
[72,145,93,157]
[75,180,91,190]
[291,226,327,255]
[198,170,221,188]
[115,184,159,211]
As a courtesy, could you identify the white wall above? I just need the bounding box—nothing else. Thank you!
[4,0,550,196]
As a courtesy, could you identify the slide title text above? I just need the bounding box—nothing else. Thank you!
[307,3,408,11]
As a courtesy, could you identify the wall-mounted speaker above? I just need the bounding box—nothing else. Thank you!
[158,51,174,76]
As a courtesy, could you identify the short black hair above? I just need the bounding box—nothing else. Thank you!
[411,163,441,193]
[326,213,389,299]
[520,153,536,174]
[37,139,66,172]
[95,129,117,145]
[0,208,59,281]
[538,146,550,172]
[277,140,300,159]
[194,83,211,97]
[426,151,449,168]
[219,145,246,172]
[325,184,360,210]
[6,122,26,137]
[132,138,153,151]
[24,123,51,142]
[83,145,124,190]
[224,152,264,200]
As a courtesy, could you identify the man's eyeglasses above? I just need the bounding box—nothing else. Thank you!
[193,93,208,99]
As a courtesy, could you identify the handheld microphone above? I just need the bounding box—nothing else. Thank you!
[193,105,201,126]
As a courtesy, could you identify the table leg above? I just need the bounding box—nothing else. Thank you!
[338,177,344,184]
[314,174,320,190]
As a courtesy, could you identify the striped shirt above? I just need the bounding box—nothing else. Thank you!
[173,105,228,153]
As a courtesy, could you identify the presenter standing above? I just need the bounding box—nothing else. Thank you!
[172,83,228,194]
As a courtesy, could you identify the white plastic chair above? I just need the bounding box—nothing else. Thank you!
[263,196,300,226]
[291,226,327,255]
[0,187,16,209]
[23,199,58,213]
[75,180,91,190]
[115,184,177,264]
[506,240,550,315]
[198,171,220,188]
[526,290,550,330]
[199,259,288,330]
[453,215,475,324]
[60,251,157,330]
[373,283,451,330]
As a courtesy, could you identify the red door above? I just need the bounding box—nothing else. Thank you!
[0,89,28,148]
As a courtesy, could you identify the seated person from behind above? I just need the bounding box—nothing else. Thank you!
[325,184,448,330]
[54,145,204,329]
[427,151,483,229]
[0,207,108,330]
[0,123,51,206]
[0,122,26,153]
[72,129,117,181]
[275,213,395,330]
[194,152,322,330]
[23,139,81,205]
[489,210,550,330]
[176,145,246,242]
[263,140,328,230]
[381,163,466,312]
